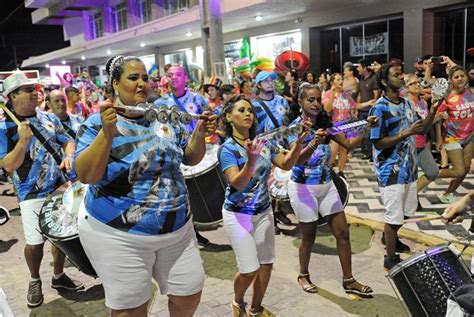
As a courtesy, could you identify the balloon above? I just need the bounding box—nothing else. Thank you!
[274,50,310,78]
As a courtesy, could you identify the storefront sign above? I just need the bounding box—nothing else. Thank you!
[350,32,387,56]
[224,41,241,61]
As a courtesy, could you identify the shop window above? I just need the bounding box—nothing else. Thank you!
[320,29,341,73]
[388,19,403,61]
[251,31,301,61]
[342,25,363,65]
[164,50,194,65]
[434,6,474,67]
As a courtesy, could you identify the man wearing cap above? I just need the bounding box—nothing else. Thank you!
[251,71,292,233]
[204,76,223,112]
[0,72,84,308]
[252,71,290,133]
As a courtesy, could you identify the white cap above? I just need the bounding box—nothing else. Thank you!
[2,72,38,97]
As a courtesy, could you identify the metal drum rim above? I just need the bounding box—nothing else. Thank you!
[387,244,451,277]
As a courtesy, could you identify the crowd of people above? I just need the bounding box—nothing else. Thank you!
[0,52,473,317]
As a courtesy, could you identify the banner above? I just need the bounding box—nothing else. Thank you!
[350,32,387,56]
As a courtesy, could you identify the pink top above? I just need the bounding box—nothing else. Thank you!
[437,89,474,144]
[322,90,356,123]
[408,97,429,148]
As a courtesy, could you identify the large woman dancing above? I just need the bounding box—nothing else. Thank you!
[75,55,215,317]
[218,95,308,317]
[288,83,374,297]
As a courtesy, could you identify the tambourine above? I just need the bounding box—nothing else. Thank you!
[431,78,450,103]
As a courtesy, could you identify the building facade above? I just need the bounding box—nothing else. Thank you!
[22,0,474,82]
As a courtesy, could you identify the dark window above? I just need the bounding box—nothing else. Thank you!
[136,0,152,24]
[342,25,363,65]
[112,2,128,32]
[320,28,340,74]
[89,12,103,39]
[388,19,403,61]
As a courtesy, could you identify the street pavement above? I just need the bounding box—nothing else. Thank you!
[0,152,472,316]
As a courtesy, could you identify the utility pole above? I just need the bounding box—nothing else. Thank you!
[199,0,225,80]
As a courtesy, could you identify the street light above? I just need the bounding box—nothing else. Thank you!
[255,15,263,22]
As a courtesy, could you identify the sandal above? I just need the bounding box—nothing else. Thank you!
[343,276,373,297]
[232,301,248,317]
[297,273,318,293]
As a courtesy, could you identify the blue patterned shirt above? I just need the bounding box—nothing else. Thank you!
[288,117,332,185]
[219,138,277,215]
[74,112,191,235]
[0,111,72,201]
[252,95,290,134]
[154,90,208,134]
[369,96,420,187]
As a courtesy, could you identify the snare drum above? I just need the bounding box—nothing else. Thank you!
[181,145,226,225]
[387,244,473,317]
[269,167,291,201]
[39,182,97,277]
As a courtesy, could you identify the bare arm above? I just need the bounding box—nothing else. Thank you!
[272,134,307,170]
[0,122,33,173]
[184,111,217,166]
[224,139,265,192]
[75,104,117,184]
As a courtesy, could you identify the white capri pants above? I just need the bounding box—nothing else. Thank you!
[78,206,205,310]
[222,207,275,274]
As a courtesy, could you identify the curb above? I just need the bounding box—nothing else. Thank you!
[346,214,474,257]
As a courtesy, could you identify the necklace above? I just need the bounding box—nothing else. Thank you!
[232,134,248,141]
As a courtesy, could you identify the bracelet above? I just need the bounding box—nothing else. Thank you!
[309,142,318,151]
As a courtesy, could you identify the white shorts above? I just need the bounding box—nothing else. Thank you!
[380,182,417,225]
[222,207,275,274]
[287,180,344,223]
[78,206,204,310]
[19,197,47,245]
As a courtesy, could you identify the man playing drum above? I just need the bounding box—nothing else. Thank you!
[0,72,84,308]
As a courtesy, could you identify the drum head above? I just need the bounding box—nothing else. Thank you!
[181,144,219,178]
[39,182,86,240]
[273,168,291,182]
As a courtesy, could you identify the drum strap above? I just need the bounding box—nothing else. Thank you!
[60,120,77,140]
[4,110,63,166]
[256,99,280,129]
[172,94,187,113]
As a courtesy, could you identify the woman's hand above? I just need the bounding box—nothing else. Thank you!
[244,138,266,162]
[100,100,117,141]
[194,110,218,137]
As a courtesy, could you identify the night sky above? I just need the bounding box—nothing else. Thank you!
[0,0,70,70]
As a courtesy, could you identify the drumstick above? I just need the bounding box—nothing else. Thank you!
[404,215,443,223]
[0,102,22,126]
[404,214,472,223]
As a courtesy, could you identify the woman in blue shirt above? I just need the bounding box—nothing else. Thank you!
[75,55,215,317]
[288,83,374,297]
[219,95,307,317]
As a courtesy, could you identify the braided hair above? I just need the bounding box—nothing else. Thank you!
[105,55,144,99]
[220,95,258,139]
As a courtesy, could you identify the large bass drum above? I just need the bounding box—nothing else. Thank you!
[181,145,226,225]
[387,244,473,317]
[39,182,97,277]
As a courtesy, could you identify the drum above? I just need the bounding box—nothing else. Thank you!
[39,182,97,277]
[269,167,291,201]
[387,244,473,317]
[181,145,226,225]
[331,170,349,208]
